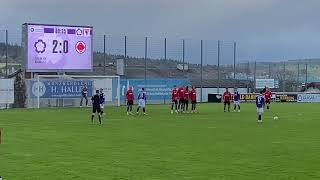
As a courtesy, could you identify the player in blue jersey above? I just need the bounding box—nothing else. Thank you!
[99,88,105,116]
[136,88,147,115]
[256,91,265,123]
[233,88,241,112]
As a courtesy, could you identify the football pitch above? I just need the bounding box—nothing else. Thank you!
[0,103,320,180]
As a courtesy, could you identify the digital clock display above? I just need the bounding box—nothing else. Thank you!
[24,24,93,71]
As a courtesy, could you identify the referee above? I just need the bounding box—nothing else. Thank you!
[91,90,102,125]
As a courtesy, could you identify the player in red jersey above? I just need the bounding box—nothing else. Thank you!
[190,86,197,113]
[223,88,232,112]
[171,86,179,114]
[178,86,185,112]
[184,86,190,112]
[126,86,134,115]
[264,87,272,110]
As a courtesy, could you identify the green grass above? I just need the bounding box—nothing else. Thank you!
[1,103,320,180]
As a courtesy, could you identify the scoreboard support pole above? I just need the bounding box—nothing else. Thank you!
[37,75,40,108]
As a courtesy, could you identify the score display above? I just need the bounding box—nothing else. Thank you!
[23,23,93,72]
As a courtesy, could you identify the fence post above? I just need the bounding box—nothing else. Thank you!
[200,40,203,103]
[246,62,250,93]
[268,63,271,78]
[254,61,257,92]
[164,38,167,60]
[297,63,300,90]
[124,35,127,77]
[5,30,8,109]
[5,30,8,78]
[103,35,106,74]
[233,41,236,80]
[283,62,286,92]
[247,62,250,81]
[217,40,220,93]
[144,37,148,82]
[182,39,185,72]
[305,63,308,85]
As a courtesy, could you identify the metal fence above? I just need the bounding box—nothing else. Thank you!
[0,29,319,94]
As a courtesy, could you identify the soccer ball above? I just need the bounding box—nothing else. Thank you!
[273,116,279,120]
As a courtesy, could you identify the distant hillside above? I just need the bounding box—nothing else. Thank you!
[1,43,320,91]
[0,43,227,80]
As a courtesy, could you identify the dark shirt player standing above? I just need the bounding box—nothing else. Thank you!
[80,84,89,107]
[91,90,102,125]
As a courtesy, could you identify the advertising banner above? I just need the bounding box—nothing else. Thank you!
[208,93,298,103]
[120,79,190,101]
[297,94,320,103]
[0,79,14,104]
[30,80,93,98]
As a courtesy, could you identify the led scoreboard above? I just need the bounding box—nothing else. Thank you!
[22,23,93,72]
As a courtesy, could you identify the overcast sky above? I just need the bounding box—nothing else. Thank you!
[1,0,320,64]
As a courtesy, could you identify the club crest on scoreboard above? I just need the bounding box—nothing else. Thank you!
[75,41,86,54]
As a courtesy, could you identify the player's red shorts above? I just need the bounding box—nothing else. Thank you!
[265,99,271,104]
[127,100,134,105]
[224,101,230,105]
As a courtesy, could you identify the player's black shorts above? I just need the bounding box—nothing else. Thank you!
[179,98,185,104]
[127,100,133,105]
[191,100,197,104]
[92,105,102,113]
[172,100,178,104]
[224,101,230,105]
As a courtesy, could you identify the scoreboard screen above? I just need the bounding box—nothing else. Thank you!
[23,23,93,72]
